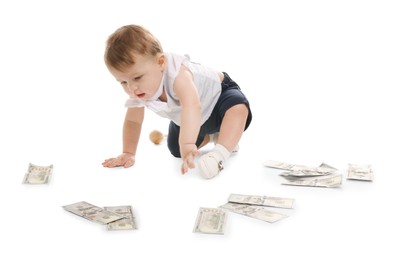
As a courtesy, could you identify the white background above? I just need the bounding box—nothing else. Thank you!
[1,0,401,259]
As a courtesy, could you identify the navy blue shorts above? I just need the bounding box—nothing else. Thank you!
[167,72,252,158]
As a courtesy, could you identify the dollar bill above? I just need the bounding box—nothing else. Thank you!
[319,163,338,170]
[193,207,227,235]
[63,201,125,225]
[104,206,137,230]
[282,175,342,188]
[280,168,332,177]
[347,164,373,181]
[265,160,337,177]
[22,163,53,184]
[220,202,288,223]
[228,194,294,209]
[263,160,296,170]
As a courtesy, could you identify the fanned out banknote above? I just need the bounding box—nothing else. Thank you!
[220,202,288,223]
[193,207,227,235]
[264,160,337,177]
[104,205,137,230]
[264,159,342,188]
[282,174,343,188]
[228,193,294,209]
[63,201,125,225]
[263,160,298,170]
[22,163,53,184]
[319,163,338,170]
[264,160,337,171]
[347,164,373,181]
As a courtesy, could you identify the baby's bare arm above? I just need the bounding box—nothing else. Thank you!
[174,67,202,173]
[102,107,144,168]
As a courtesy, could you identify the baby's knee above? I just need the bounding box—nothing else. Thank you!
[170,150,181,158]
[230,103,249,117]
[167,142,181,158]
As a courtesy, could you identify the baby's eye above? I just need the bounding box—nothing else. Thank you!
[120,81,128,86]
[133,76,142,81]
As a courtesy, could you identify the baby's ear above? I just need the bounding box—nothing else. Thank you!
[158,53,166,67]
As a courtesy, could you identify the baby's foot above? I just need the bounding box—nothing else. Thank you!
[198,151,224,179]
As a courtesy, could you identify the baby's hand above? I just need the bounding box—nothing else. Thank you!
[181,144,200,174]
[102,153,135,168]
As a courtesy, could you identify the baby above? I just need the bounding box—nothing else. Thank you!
[102,25,252,179]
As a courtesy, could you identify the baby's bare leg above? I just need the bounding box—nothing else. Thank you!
[217,104,249,152]
[198,104,249,179]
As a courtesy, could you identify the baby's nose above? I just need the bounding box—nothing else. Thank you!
[127,83,138,92]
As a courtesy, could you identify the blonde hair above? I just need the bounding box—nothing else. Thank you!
[104,25,163,72]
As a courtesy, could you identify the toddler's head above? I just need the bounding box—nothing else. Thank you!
[105,25,163,72]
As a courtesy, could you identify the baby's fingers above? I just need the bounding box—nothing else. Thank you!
[187,150,200,169]
[186,156,196,169]
[102,158,114,167]
[102,158,122,168]
[181,161,189,174]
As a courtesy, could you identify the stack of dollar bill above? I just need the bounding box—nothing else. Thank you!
[193,194,294,235]
[63,201,137,231]
[220,193,293,223]
[22,163,53,184]
[263,160,342,188]
[347,163,373,181]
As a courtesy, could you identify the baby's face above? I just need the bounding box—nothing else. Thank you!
[110,54,165,100]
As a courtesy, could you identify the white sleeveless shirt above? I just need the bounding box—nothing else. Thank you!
[125,53,222,125]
